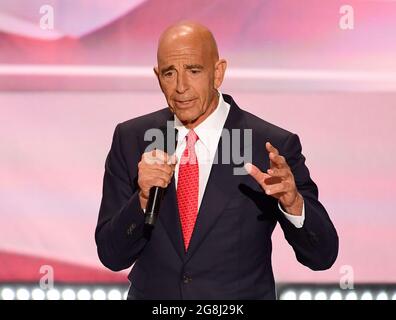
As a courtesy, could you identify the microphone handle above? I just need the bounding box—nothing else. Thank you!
[144,186,165,225]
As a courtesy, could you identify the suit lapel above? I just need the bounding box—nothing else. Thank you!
[158,176,185,261]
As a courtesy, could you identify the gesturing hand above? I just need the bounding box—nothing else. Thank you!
[245,142,303,216]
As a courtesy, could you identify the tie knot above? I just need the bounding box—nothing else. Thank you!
[186,130,199,147]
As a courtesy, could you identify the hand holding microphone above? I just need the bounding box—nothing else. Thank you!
[137,149,177,224]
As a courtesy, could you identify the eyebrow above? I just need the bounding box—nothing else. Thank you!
[184,64,204,70]
[160,65,176,74]
[160,64,204,74]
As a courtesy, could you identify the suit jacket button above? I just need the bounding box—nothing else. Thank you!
[183,275,192,284]
[127,223,136,236]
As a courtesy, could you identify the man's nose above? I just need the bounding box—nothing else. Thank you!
[176,72,188,94]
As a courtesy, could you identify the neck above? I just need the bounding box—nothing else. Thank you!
[184,93,219,129]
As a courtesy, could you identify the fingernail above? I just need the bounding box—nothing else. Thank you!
[268,169,273,174]
[266,189,271,195]
[244,163,252,173]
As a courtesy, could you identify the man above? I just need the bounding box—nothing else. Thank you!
[95,22,338,299]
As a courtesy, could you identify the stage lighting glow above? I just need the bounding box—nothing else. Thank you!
[92,289,106,300]
[280,290,297,300]
[77,288,91,300]
[299,290,312,300]
[345,291,358,300]
[107,289,122,300]
[314,291,327,300]
[1,288,15,300]
[47,289,61,300]
[1,284,395,300]
[376,292,388,300]
[61,288,76,300]
[329,291,343,300]
[361,291,373,300]
[16,288,30,300]
[31,288,45,300]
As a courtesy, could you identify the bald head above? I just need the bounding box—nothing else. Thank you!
[157,21,219,65]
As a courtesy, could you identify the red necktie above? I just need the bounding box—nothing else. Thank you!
[177,129,199,251]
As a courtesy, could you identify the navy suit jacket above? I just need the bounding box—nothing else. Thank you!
[95,94,338,299]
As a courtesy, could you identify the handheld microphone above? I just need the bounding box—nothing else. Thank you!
[144,125,177,226]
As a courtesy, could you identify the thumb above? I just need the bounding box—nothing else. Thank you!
[170,153,178,165]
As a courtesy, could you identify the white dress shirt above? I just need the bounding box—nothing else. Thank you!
[173,92,305,228]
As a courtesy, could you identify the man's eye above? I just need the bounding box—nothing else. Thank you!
[190,69,201,74]
[163,71,174,77]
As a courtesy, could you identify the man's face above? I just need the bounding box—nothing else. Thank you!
[155,37,221,128]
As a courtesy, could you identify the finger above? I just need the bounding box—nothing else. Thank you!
[150,163,174,175]
[151,178,170,188]
[144,149,171,165]
[153,149,170,164]
[149,168,173,181]
[165,153,177,172]
[156,149,178,165]
[267,167,289,178]
[148,176,171,188]
[266,142,279,156]
[143,150,159,165]
[269,153,287,168]
[244,163,271,186]
[264,182,289,196]
[168,153,178,165]
[139,189,150,199]
[140,169,173,187]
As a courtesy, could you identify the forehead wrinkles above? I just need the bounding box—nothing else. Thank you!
[159,46,203,58]
[159,47,203,63]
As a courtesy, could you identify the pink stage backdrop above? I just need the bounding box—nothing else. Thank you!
[0,0,395,283]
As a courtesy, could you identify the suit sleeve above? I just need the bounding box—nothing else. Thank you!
[276,133,339,271]
[95,124,148,271]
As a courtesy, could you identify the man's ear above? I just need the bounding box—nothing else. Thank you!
[154,66,160,83]
[153,66,164,92]
[213,59,227,89]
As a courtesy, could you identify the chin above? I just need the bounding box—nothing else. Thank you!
[175,109,198,123]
